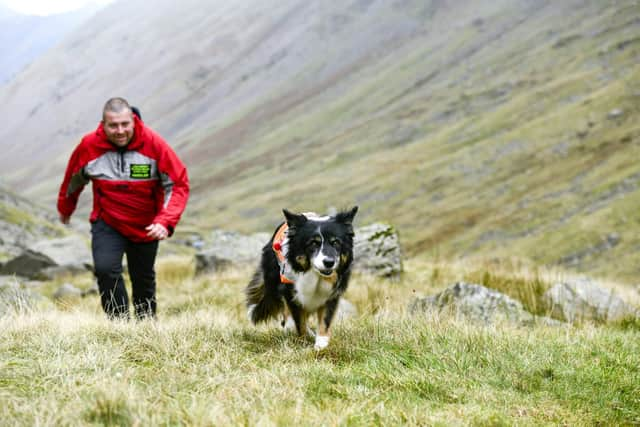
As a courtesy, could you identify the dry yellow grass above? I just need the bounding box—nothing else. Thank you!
[1,255,638,426]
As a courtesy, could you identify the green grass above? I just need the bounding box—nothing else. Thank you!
[1,256,639,426]
[2,3,640,421]
[0,201,65,237]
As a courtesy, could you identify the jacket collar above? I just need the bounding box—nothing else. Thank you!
[95,115,147,150]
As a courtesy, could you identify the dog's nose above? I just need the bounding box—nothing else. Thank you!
[323,258,335,269]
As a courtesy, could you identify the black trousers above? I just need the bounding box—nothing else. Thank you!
[91,219,158,320]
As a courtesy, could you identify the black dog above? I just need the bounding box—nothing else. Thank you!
[245,207,358,350]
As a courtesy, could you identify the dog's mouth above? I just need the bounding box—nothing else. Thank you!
[316,268,335,277]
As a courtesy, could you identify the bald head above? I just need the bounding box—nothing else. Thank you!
[102,97,132,121]
[102,97,135,147]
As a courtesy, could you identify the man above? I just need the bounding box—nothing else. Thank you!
[57,97,189,319]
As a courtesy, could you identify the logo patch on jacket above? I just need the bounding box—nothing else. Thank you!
[130,164,152,179]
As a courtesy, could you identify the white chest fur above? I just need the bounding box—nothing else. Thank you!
[293,271,334,311]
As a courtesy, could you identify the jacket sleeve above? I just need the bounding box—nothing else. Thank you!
[57,141,89,218]
[153,140,189,235]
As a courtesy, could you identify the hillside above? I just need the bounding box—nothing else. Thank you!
[0,3,105,83]
[0,0,638,281]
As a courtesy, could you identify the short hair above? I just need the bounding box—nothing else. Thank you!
[102,97,132,120]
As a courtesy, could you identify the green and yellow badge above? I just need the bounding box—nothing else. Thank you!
[130,164,152,179]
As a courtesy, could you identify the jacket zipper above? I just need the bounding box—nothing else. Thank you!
[119,149,126,174]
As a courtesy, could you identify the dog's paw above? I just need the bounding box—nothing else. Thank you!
[247,304,257,321]
[314,335,330,350]
[282,316,297,332]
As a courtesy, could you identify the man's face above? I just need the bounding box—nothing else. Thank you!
[103,110,134,147]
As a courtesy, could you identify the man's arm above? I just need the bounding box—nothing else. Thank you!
[150,140,189,237]
[57,141,89,222]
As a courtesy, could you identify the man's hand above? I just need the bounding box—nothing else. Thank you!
[59,214,70,225]
[146,223,169,240]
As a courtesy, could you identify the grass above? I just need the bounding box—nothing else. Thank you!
[0,200,65,238]
[1,256,639,426]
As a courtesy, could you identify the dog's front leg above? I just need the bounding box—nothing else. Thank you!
[315,296,341,350]
[281,304,296,332]
[314,306,330,350]
[284,299,308,337]
[296,310,308,337]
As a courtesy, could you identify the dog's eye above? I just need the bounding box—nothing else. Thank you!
[307,237,321,247]
[329,237,342,247]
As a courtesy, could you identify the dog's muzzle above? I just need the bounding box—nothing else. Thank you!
[315,257,337,277]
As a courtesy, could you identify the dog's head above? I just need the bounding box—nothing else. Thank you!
[283,206,358,278]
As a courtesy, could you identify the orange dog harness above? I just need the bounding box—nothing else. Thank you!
[272,223,295,284]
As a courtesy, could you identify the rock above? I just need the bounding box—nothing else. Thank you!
[353,223,402,278]
[608,108,624,119]
[30,235,92,275]
[172,232,205,250]
[195,253,234,274]
[53,283,83,301]
[195,230,270,274]
[0,249,57,280]
[542,278,639,323]
[0,235,92,280]
[194,223,403,279]
[409,282,552,325]
[191,239,205,251]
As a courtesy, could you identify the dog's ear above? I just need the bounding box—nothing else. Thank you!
[336,206,358,225]
[283,209,308,227]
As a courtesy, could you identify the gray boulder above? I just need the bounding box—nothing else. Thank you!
[0,235,91,280]
[195,230,270,274]
[608,108,624,120]
[0,249,57,280]
[353,223,402,278]
[194,223,403,278]
[543,278,639,323]
[53,283,83,301]
[30,235,92,275]
[409,282,553,325]
[195,253,233,275]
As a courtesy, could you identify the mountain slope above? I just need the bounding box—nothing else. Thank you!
[0,4,104,84]
[0,0,638,280]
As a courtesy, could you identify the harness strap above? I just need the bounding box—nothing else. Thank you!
[272,223,295,284]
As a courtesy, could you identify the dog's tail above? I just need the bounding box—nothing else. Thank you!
[245,267,284,324]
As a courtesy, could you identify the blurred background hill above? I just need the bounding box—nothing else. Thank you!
[0,0,638,281]
[0,2,106,83]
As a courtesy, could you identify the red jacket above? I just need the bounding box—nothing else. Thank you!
[57,116,189,242]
